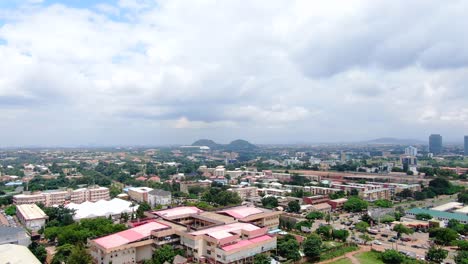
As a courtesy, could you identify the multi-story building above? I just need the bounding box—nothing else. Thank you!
[361,188,391,201]
[214,166,226,177]
[429,134,443,154]
[218,206,282,230]
[228,187,258,200]
[89,206,278,264]
[310,203,332,213]
[303,195,330,205]
[305,186,341,196]
[148,189,171,207]
[404,146,418,156]
[43,190,68,206]
[328,198,348,210]
[70,186,110,203]
[16,204,48,231]
[13,194,46,205]
[128,187,153,203]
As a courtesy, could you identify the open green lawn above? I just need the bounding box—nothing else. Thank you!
[332,258,353,264]
[355,251,384,264]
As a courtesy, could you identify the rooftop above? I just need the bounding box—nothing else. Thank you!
[454,206,468,214]
[66,198,137,220]
[129,187,153,193]
[407,208,468,222]
[330,198,348,203]
[221,235,273,252]
[431,202,464,211]
[189,222,260,239]
[93,221,169,249]
[16,204,47,220]
[219,206,264,219]
[153,206,204,219]
[0,244,41,264]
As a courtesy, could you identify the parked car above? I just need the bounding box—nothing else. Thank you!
[373,240,382,245]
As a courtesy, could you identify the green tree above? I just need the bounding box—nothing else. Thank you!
[287,200,301,213]
[28,242,47,263]
[137,201,152,218]
[429,227,459,245]
[381,249,405,264]
[359,234,372,245]
[4,205,16,216]
[415,213,432,221]
[332,229,349,242]
[253,254,271,264]
[277,235,301,261]
[67,245,92,264]
[261,196,278,209]
[343,197,368,212]
[454,250,468,264]
[303,234,322,259]
[374,199,392,208]
[425,246,448,263]
[355,221,370,232]
[51,244,74,264]
[152,245,183,264]
[393,223,413,239]
[316,225,333,240]
[306,211,324,220]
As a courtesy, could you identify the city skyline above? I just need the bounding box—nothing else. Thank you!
[1,1,468,146]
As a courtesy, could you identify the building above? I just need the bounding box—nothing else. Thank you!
[179,181,211,194]
[404,146,418,156]
[16,204,48,231]
[128,187,154,203]
[43,190,68,206]
[429,134,443,154]
[89,221,170,264]
[0,244,41,264]
[66,198,138,221]
[431,202,464,212]
[465,135,468,156]
[310,203,332,213]
[303,195,330,205]
[328,198,348,210]
[305,186,341,196]
[228,187,258,200]
[218,206,282,230]
[90,206,278,264]
[70,186,110,203]
[13,194,46,205]
[0,226,31,246]
[406,208,468,224]
[148,189,172,207]
[361,188,391,201]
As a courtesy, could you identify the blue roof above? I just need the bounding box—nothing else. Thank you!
[407,208,468,222]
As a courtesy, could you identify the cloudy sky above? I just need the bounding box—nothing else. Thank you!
[0,0,467,146]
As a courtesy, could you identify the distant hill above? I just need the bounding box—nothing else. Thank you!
[226,139,258,151]
[191,139,257,151]
[363,137,425,145]
[191,139,220,149]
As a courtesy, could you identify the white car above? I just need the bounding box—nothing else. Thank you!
[373,240,382,245]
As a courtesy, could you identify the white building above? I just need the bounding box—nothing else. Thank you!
[148,189,172,207]
[404,146,418,156]
[66,198,138,221]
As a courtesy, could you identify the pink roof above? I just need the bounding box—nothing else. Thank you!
[148,176,160,182]
[154,206,204,219]
[93,222,168,249]
[220,207,263,219]
[221,235,273,251]
[136,176,147,181]
[189,222,259,238]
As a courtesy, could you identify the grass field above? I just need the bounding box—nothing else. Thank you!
[332,258,353,264]
[354,251,384,264]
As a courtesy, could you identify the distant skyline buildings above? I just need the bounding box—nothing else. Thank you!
[429,134,443,155]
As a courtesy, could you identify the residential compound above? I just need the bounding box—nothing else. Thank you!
[89,206,281,264]
[13,186,110,206]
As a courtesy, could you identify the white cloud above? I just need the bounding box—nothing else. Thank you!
[0,0,467,145]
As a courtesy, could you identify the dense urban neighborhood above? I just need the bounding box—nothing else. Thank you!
[1,137,468,264]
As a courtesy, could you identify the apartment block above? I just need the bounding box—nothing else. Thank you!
[71,186,110,203]
[127,187,153,203]
[13,194,46,205]
[228,187,258,200]
[16,204,48,231]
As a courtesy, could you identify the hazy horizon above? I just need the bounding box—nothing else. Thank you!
[1,1,467,146]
